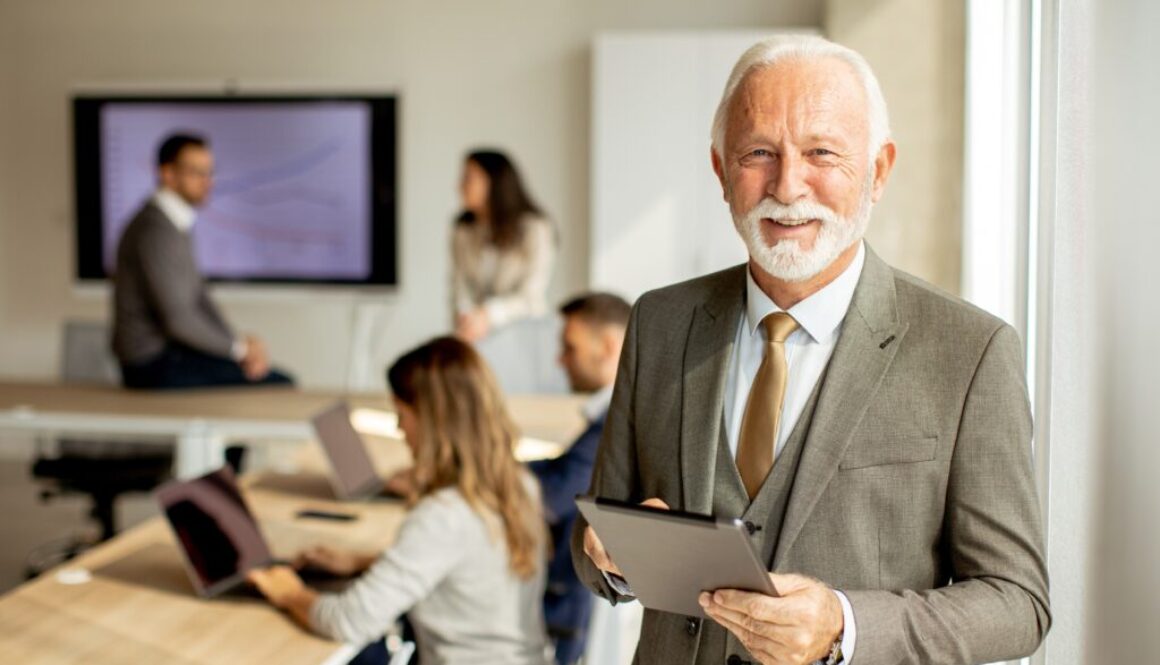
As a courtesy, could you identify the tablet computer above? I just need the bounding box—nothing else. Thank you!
[575,496,778,618]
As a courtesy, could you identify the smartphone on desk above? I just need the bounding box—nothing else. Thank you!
[295,509,359,522]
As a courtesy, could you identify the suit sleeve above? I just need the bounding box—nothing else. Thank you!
[843,324,1052,663]
[570,300,643,604]
[137,223,236,358]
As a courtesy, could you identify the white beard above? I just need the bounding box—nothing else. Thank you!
[731,178,873,283]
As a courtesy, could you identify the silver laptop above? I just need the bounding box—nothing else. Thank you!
[310,401,399,501]
[155,466,281,597]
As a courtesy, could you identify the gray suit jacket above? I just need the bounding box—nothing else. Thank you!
[572,246,1051,664]
[111,202,236,365]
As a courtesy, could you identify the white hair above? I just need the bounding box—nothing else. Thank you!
[710,34,891,163]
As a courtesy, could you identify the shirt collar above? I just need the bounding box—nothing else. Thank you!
[744,240,866,344]
[152,188,197,233]
[581,384,614,423]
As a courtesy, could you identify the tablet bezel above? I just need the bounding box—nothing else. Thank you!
[576,495,778,618]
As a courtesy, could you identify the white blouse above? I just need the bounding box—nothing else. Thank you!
[450,215,555,328]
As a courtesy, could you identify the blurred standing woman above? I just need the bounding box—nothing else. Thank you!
[452,150,555,342]
[249,337,550,665]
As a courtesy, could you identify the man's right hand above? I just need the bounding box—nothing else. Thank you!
[583,497,670,579]
[240,333,270,381]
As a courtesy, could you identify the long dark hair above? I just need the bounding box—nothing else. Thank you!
[387,336,543,578]
[456,149,543,250]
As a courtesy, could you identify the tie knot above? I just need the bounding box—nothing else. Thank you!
[762,312,799,343]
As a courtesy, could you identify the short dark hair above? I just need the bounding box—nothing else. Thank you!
[560,292,632,329]
[157,133,209,167]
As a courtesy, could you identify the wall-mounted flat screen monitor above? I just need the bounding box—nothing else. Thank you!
[73,94,397,286]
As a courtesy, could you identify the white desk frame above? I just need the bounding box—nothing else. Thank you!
[0,406,314,478]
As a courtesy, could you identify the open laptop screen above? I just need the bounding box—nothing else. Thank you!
[155,466,272,596]
[311,401,382,500]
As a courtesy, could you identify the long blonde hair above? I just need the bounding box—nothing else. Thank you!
[387,336,542,578]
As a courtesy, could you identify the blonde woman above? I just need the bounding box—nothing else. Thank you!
[249,337,549,665]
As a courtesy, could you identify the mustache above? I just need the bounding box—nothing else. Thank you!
[743,198,843,227]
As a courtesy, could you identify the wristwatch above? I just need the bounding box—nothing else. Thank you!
[823,634,844,665]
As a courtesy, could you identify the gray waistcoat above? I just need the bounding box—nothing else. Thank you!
[691,377,824,665]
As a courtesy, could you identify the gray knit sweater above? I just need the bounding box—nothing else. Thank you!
[111,202,235,365]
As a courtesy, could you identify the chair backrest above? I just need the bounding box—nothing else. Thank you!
[474,316,569,395]
[60,321,120,385]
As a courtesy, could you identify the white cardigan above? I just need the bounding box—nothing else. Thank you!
[450,215,555,327]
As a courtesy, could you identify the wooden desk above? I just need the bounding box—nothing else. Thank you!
[0,453,412,665]
[0,382,590,664]
[0,382,586,477]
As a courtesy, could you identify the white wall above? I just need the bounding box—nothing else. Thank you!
[826,0,965,295]
[0,0,822,388]
[1081,0,1159,662]
[1033,0,1098,662]
[0,7,14,349]
[590,31,790,301]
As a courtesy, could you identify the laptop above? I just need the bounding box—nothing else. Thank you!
[310,401,401,502]
[155,466,281,598]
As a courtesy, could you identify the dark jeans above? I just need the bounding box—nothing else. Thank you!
[120,344,295,390]
[346,614,420,665]
[347,639,388,665]
[550,629,587,665]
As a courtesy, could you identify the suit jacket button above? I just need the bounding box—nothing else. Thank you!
[726,655,749,665]
[686,617,700,635]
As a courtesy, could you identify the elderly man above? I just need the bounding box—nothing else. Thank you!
[573,35,1050,665]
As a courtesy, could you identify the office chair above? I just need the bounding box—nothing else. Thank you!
[29,322,175,547]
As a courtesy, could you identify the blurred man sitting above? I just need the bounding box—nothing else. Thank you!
[530,292,630,664]
[111,133,293,389]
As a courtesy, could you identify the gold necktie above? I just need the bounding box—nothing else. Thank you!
[737,312,799,499]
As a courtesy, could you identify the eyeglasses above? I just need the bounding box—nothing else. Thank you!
[175,163,215,179]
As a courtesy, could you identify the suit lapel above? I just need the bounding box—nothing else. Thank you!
[680,266,745,515]
[773,247,909,567]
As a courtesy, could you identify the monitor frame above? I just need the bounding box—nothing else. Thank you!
[72,93,398,286]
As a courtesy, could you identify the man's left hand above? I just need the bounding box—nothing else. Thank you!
[700,572,843,665]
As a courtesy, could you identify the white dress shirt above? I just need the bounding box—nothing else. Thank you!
[721,241,865,663]
[722,242,865,459]
[152,188,196,233]
[582,385,615,424]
